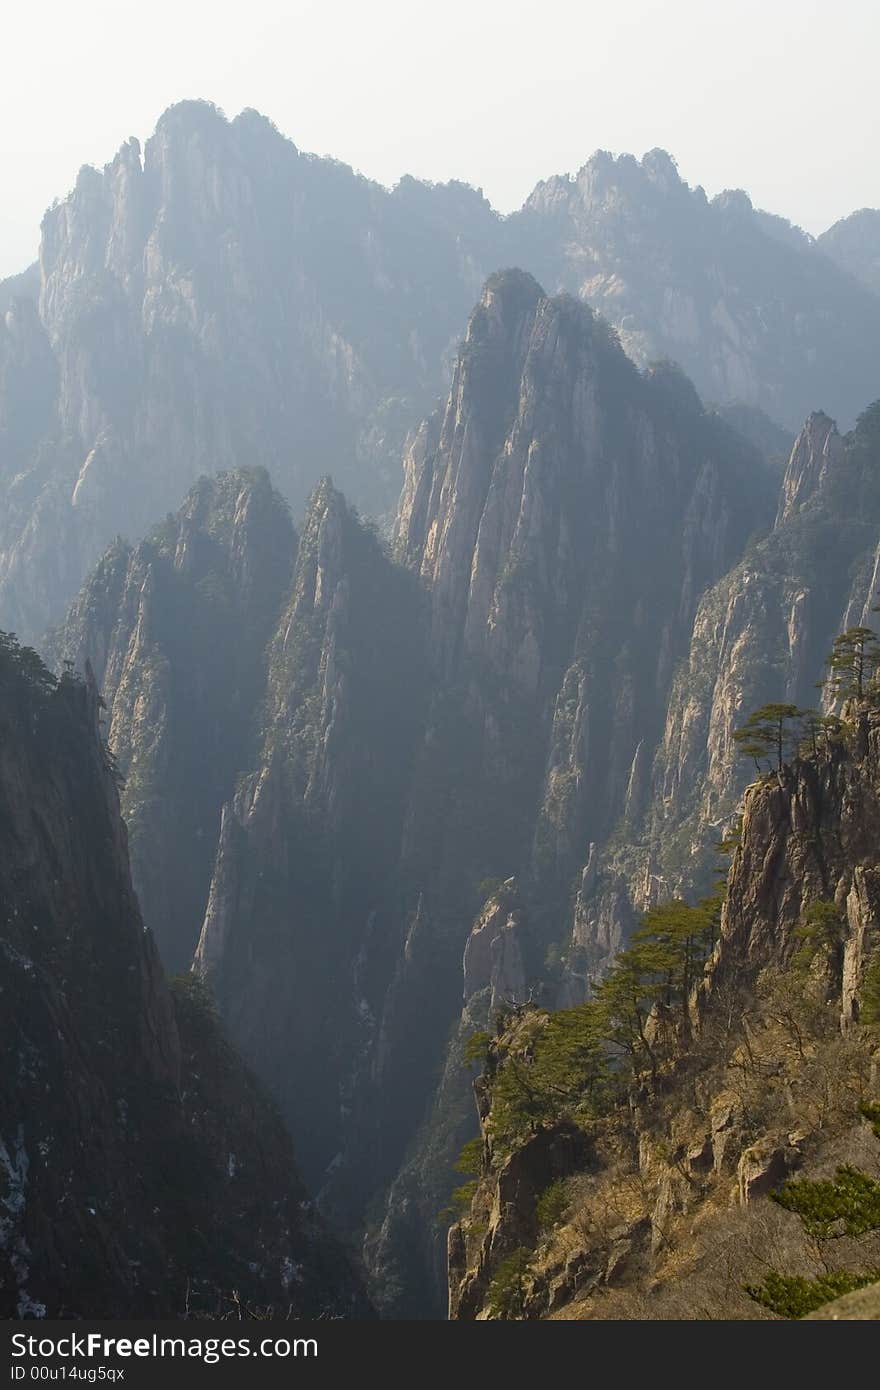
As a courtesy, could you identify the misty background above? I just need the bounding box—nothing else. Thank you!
[2,0,876,277]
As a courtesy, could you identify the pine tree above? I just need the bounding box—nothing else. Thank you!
[631,899,716,1011]
[824,626,880,702]
[733,703,806,774]
[592,955,660,1083]
[800,709,843,757]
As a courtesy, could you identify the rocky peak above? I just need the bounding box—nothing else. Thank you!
[512,149,880,436]
[641,147,685,192]
[819,208,880,296]
[525,147,688,216]
[193,479,428,1190]
[448,701,880,1322]
[51,467,295,971]
[0,263,39,315]
[279,477,348,627]
[711,187,754,218]
[775,411,843,526]
[462,880,527,1011]
[397,274,771,874]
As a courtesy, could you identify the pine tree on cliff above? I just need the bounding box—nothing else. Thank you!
[733,703,806,774]
[824,626,880,702]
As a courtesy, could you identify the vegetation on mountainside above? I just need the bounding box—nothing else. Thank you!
[789,899,845,974]
[744,1167,880,1317]
[459,891,724,1157]
[0,629,57,706]
[0,629,123,787]
[731,615,880,781]
[485,1247,531,1319]
[862,963,880,1027]
[451,623,880,1319]
[770,1166,880,1239]
[535,1179,571,1232]
[825,626,880,702]
[745,1268,880,1319]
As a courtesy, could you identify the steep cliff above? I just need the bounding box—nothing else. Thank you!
[0,634,368,1318]
[449,700,880,1319]
[372,272,774,1310]
[51,271,778,1315]
[50,467,295,970]
[194,479,429,1205]
[397,271,773,953]
[561,401,880,996]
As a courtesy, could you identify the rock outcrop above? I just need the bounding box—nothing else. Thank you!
[448,702,880,1319]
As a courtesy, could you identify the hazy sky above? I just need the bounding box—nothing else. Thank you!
[1,0,877,277]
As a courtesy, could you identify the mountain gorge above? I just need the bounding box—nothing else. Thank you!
[51,269,793,1315]
[3,99,880,1323]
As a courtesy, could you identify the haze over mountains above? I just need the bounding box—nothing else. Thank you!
[2,99,879,645]
[3,98,880,1321]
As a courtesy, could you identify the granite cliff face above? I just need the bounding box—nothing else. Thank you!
[50,467,295,970]
[559,402,880,997]
[53,270,776,1315]
[3,104,879,645]
[448,706,880,1319]
[0,636,368,1318]
[193,479,429,1205]
[0,100,499,641]
[372,272,774,1309]
[397,271,773,954]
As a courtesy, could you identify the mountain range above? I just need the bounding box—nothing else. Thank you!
[2,100,879,645]
[2,99,880,1321]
